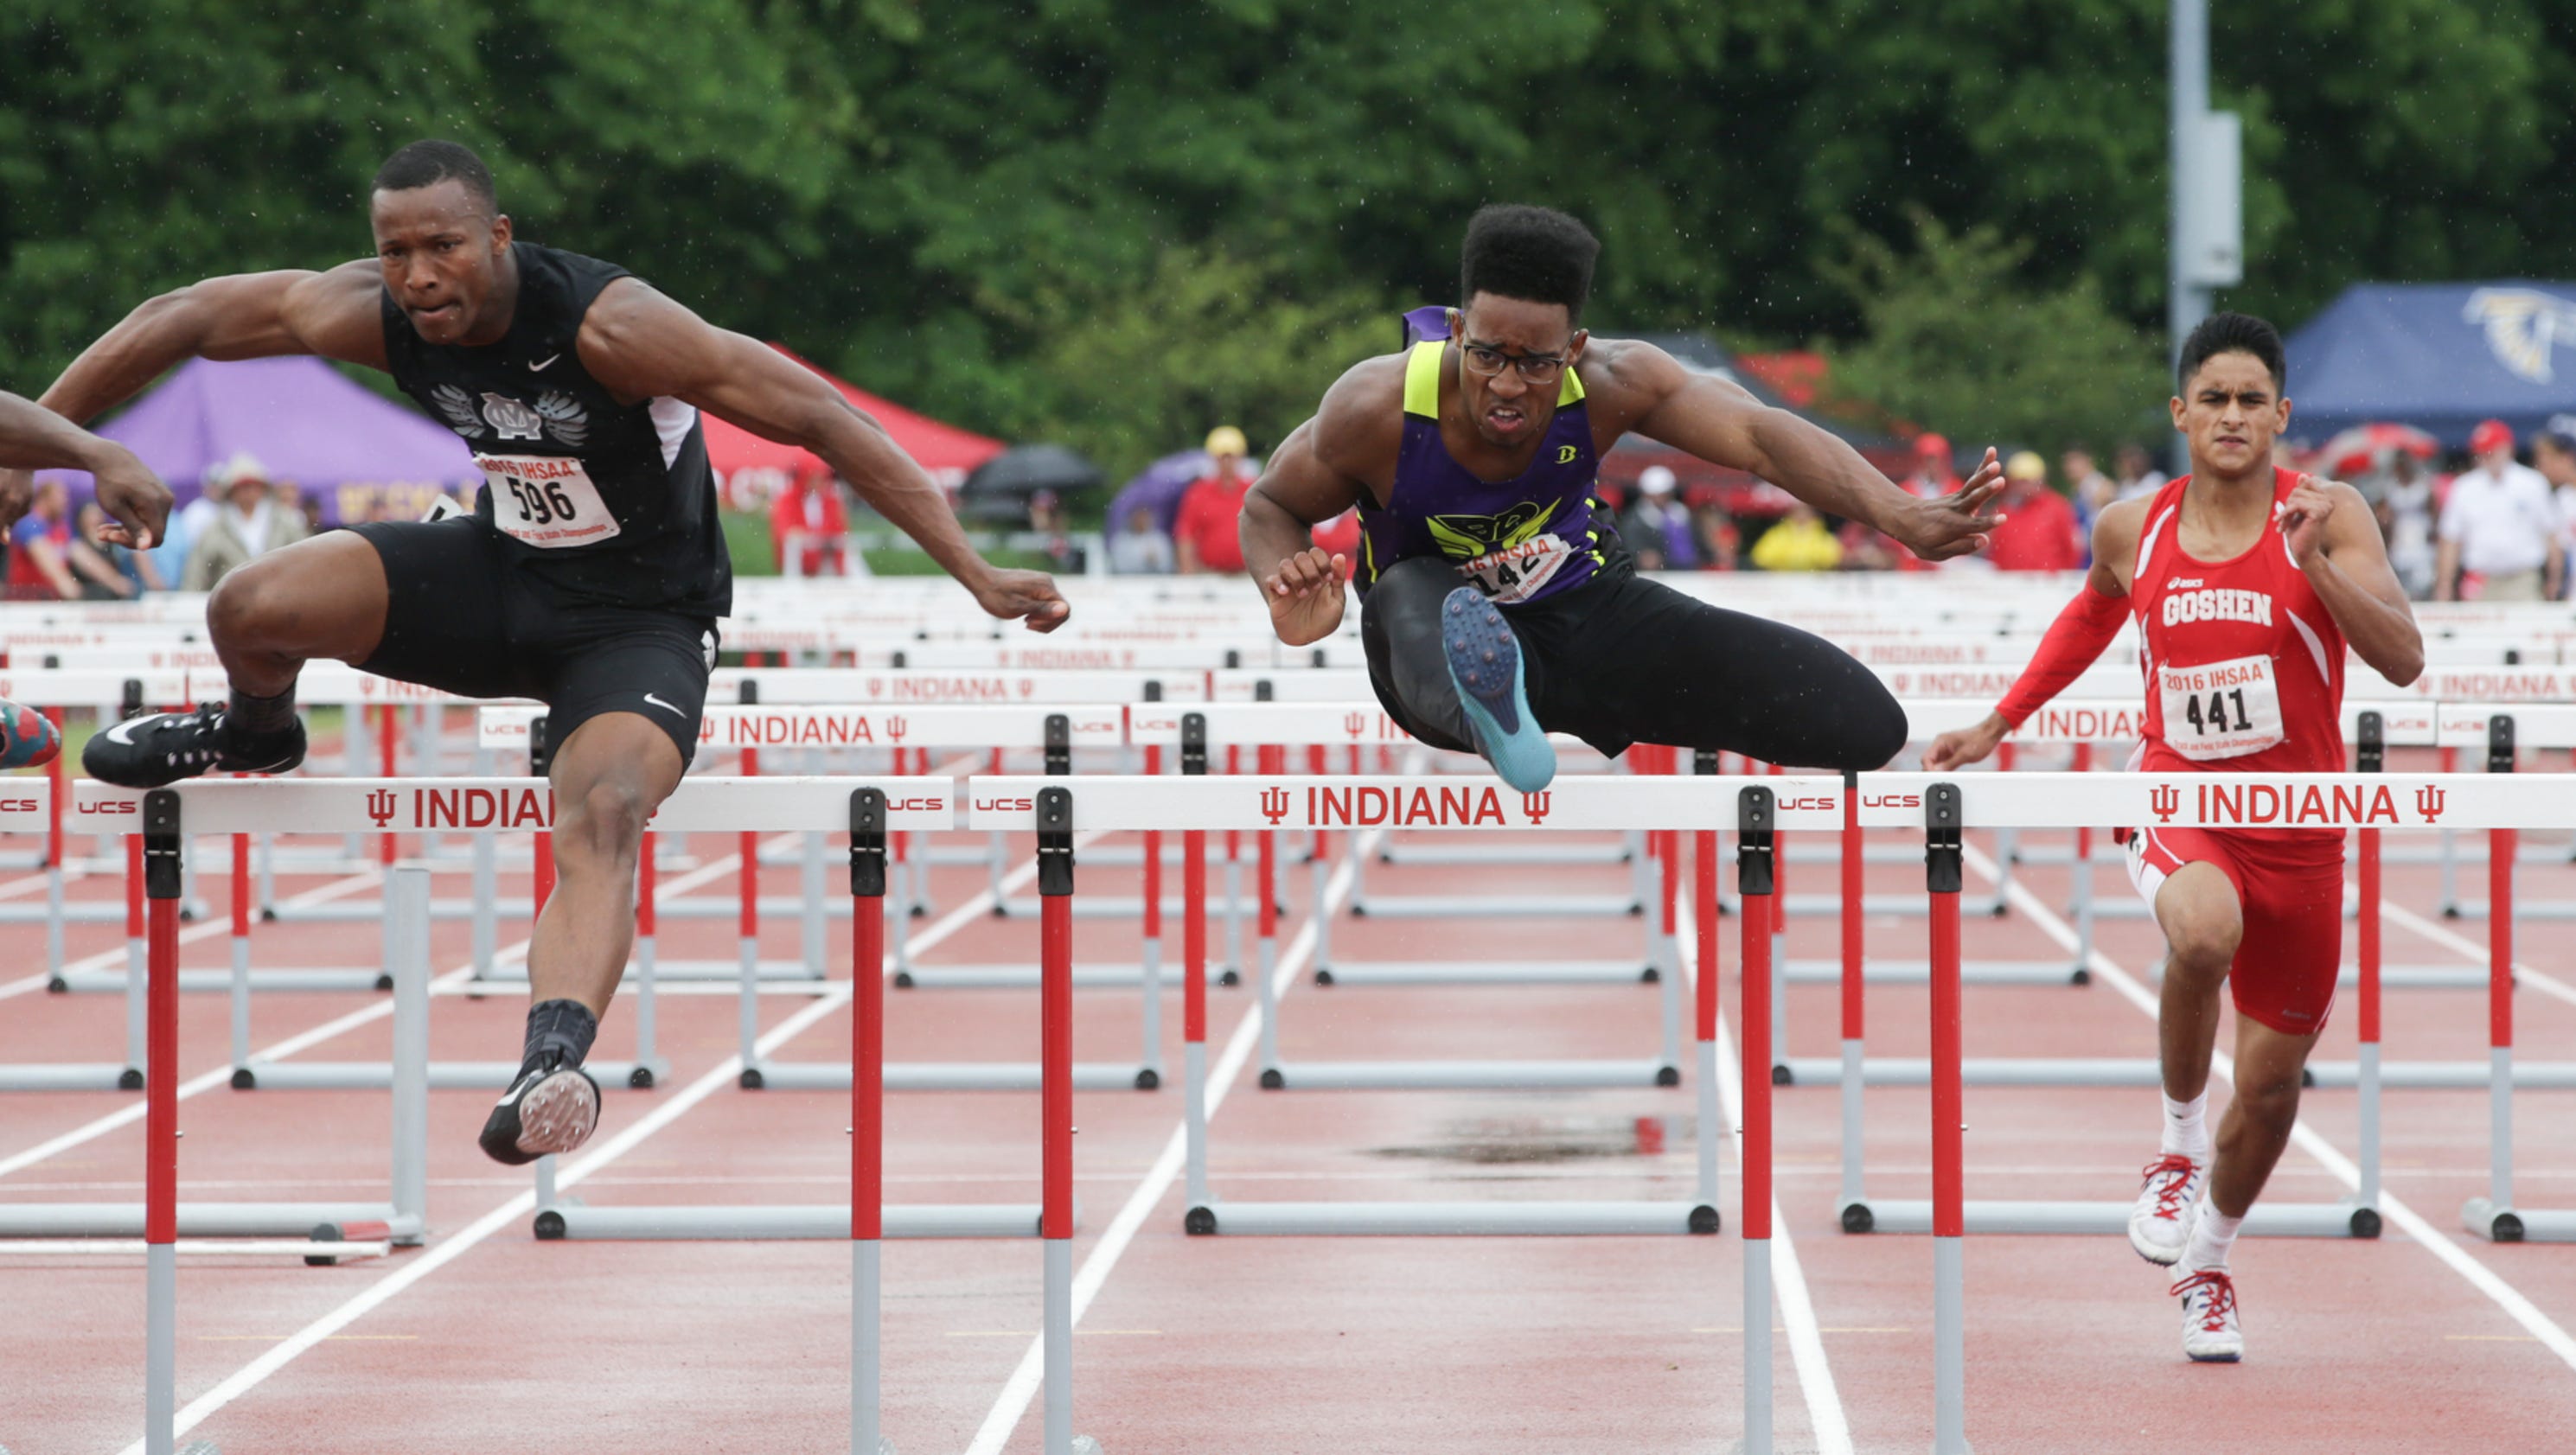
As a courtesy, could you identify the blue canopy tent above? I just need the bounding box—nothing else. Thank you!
[2283,282,2576,450]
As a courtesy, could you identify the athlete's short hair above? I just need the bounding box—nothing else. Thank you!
[373,140,498,216]
[2176,311,2284,393]
[1460,205,1601,323]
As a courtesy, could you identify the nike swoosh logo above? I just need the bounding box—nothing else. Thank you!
[104,715,165,746]
[642,693,685,718]
[495,1069,540,1109]
[529,354,559,372]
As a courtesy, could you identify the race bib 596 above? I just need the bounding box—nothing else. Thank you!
[477,454,620,548]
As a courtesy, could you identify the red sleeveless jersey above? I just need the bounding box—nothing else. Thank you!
[2130,468,2345,775]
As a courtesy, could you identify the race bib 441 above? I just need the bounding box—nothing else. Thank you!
[477,454,621,548]
[2157,653,2285,761]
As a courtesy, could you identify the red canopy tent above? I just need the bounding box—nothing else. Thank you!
[700,344,1005,506]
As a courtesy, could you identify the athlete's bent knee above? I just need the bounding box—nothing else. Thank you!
[2231,1069,2302,1130]
[2164,909,2241,977]
[1844,685,1908,770]
[206,561,289,648]
[557,776,651,867]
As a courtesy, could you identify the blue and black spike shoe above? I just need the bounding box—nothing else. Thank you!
[1439,587,1555,793]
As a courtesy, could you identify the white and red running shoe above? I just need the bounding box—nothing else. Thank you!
[2129,1151,2205,1265]
[2171,1268,2243,1362]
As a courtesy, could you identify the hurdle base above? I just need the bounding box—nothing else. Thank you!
[1853,1197,2377,1239]
[236,1058,654,1091]
[534,1202,1055,1239]
[0,1063,144,1093]
[0,1203,425,1243]
[474,958,820,986]
[1376,840,1629,867]
[1313,959,1655,987]
[1347,892,1640,920]
[1262,1058,1678,1091]
[2464,1200,2576,1242]
[54,967,388,994]
[1783,958,2085,987]
[1186,1199,1717,1235]
[751,1059,1160,1093]
[2305,1059,2576,1089]
[894,961,1232,990]
[1777,1056,2163,1088]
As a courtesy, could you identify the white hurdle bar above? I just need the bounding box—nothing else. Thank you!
[971,771,1842,1238]
[0,785,145,1094]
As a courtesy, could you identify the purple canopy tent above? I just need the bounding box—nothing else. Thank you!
[40,356,480,526]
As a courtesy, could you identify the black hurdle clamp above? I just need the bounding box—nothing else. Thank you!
[1735,786,1774,897]
[527,714,552,778]
[143,789,184,901]
[1180,713,1209,777]
[2490,713,2517,775]
[1925,782,1964,895]
[1036,787,1075,897]
[848,788,888,898]
[1045,713,1072,775]
[2355,711,2385,775]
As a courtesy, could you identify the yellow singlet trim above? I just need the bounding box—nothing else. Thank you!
[1403,341,1443,418]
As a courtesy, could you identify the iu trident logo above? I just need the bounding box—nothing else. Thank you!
[885,716,908,743]
[1259,787,1291,825]
[2149,782,2181,824]
[1521,790,1552,825]
[1342,711,1368,740]
[2415,784,2447,824]
[366,788,399,827]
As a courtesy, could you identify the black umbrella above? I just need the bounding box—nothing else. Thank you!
[958,444,1104,522]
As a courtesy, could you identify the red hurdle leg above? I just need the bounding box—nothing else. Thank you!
[848,789,889,1455]
[1735,784,1777,1452]
[1033,786,1086,1452]
[1184,822,1211,1222]
[377,704,400,866]
[229,828,253,1078]
[141,790,183,1454]
[738,741,764,1079]
[123,835,146,1082]
[1139,743,1166,1088]
[1838,771,1868,1222]
[633,831,662,1087]
[2357,824,2381,1210]
[1692,811,1721,1227]
[1927,784,1967,1454]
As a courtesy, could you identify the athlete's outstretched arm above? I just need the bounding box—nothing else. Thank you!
[1242,418,1368,646]
[1924,502,2145,770]
[0,391,168,540]
[1597,341,2003,561]
[2285,475,2422,686]
[5,265,385,546]
[579,281,1066,632]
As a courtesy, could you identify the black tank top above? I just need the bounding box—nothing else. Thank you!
[383,242,731,617]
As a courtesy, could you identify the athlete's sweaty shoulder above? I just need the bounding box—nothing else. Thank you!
[2088,495,2151,596]
[1307,351,1407,498]
[1563,336,1704,433]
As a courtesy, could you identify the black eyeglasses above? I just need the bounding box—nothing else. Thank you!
[1461,341,1571,384]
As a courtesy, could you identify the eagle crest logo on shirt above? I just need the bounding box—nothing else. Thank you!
[533,391,589,447]
[430,385,488,439]
[2463,287,2576,384]
[1424,500,1561,562]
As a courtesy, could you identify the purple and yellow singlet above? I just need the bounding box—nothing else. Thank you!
[1357,338,1608,605]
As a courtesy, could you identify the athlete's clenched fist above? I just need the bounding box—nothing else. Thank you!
[1262,545,1348,646]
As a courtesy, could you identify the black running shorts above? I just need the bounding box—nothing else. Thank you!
[1359,552,1908,771]
[348,517,717,767]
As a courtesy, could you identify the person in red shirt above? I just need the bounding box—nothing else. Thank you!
[1984,450,2084,571]
[1927,313,2421,1363]
[767,466,850,577]
[1174,425,1256,574]
[1308,505,1360,579]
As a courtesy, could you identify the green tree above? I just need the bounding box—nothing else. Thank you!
[1819,209,2169,459]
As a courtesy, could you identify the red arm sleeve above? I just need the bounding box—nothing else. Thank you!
[1996,583,2129,729]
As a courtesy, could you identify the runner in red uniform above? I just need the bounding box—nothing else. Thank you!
[1927,313,2422,1362]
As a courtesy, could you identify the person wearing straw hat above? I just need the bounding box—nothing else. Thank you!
[181,451,309,591]
[1926,313,2423,1362]
[1173,424,1256,574]
[1241,204,2001,793]
[0,386,169,765]
[3,139,1068,1168]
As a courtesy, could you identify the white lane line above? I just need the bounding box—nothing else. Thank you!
[1673,888,1853,1455]
[962,834,1365,1455]
[2376,897,2576,1012]
[0,835,785,1182]
[1965,841,2576,1373]
[0,865,387,1003]
[128,835,1045,1454]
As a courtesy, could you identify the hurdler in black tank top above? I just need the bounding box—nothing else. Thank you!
[381,241,732,617]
